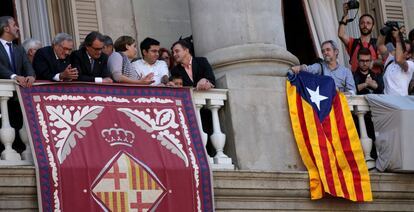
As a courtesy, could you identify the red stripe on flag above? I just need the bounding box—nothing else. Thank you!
[113,192,118,212]
[322,116,332,142]
[332,95,364,201]
[313,112,336,196]
[323,117,350,200]
[130,158,137,190]
[120,192,126,212]
[296,94,317,163]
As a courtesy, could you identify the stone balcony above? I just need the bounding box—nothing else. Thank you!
[1,81,414,211]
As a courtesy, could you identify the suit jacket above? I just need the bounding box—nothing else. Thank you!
[33,46,71,81]
[0,42,34,79]
[70,47,111,82]
[170,57,215,87]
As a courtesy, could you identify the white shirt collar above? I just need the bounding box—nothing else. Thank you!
[0,38,11,47]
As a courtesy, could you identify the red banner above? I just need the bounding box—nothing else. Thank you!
[17,83,213,211]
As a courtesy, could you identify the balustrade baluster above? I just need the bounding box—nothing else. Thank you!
[0,96,21,161]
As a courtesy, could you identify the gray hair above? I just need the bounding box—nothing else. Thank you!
[0,16,13,36]
[321,40,339,50]
[52,33,73,46]
[22,38,42,53]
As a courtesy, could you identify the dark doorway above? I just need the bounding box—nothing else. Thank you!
[283,0,317,65]
[0,0,15,17]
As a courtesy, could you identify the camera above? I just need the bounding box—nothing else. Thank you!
[380,21,400,36]
[347,0,360,10]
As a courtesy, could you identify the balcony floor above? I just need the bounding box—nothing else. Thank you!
[1,167,414,211]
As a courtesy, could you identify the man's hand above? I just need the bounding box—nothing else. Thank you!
[140,73,155,85]
[15,76,35,88]
[343,3,349,16]
[392,27,400,40]
[365,74,377,89]
[291,65,306,74]
[25,76,35,87]
[102,77,113,83]
[196,78,214,90]
[166,81,176,87]
[60,64,78,81]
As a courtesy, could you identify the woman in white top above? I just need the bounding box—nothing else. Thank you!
[108,35,154,84]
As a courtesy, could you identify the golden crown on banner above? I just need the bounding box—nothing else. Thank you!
[101,124,135,147]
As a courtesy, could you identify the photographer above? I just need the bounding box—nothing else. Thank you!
[378,25,414,96]
[338,1,378,73]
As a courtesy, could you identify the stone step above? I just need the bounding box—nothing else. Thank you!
[1,167,414,211]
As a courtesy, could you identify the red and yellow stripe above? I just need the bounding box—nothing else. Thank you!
[96,192,129,212]
[127,157,159,191]
[286,81,372,201]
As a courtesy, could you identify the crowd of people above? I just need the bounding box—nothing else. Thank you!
[0,15,217,153]
[291,3,414,97]
[0,15,216,92]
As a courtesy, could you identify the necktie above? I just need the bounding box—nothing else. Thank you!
[6,43,16,73]
[90,58,95,71]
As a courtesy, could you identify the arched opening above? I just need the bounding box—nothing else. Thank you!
[282,0,318,65]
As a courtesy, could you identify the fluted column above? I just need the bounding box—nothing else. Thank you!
[189,0,298,78]
[188,0,304,171]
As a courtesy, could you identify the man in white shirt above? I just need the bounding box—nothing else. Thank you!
[378,27,414,96]
[0,16,35,87]
[132,37,168,86]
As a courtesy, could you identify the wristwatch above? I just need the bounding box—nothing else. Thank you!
[339,20,347,25]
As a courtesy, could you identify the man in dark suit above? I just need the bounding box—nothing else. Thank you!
[0,16,35,154]
[33,33,78,81]
[70,31,112,83]
[0,16,35,87]
[170,40,215,90]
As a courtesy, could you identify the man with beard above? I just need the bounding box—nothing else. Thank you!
[291,40,356,94]
[338,3,378,73]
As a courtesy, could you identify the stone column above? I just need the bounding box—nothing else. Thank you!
[189,0,304,171]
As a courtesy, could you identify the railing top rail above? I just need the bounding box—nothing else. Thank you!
[193,88,228,101]
[346,94,369,107]
[0,80,16,92]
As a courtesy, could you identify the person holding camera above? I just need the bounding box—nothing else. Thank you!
[338,1,378,73]
[377,26,414,96]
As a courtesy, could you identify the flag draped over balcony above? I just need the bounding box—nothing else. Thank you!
[286,71,372,202]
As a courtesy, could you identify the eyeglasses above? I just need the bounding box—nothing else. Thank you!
[59,44,72,52]
[358,59,371,64]
[88,46,103,51]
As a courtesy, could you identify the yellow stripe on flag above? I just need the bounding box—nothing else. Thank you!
[302,97,330,194]
[286,82,323,199]
[338,94,372,201]
[329,110,357,200]
[325,127,344,198]
[143,171,149,190]
[108,192,114,211]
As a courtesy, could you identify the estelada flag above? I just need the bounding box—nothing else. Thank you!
[286,71,372,202]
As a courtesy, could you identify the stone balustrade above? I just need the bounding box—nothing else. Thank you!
[193,89,234,170]
[346,95,375,170]
[0,80,373,171]
[0,82,235,169]
[0,80,32,166]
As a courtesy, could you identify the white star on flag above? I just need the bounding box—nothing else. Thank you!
[306,86,328,111]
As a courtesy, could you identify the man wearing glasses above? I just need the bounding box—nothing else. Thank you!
[70,31,112,83]
[353,47,383,95]
[33,33,78,81]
